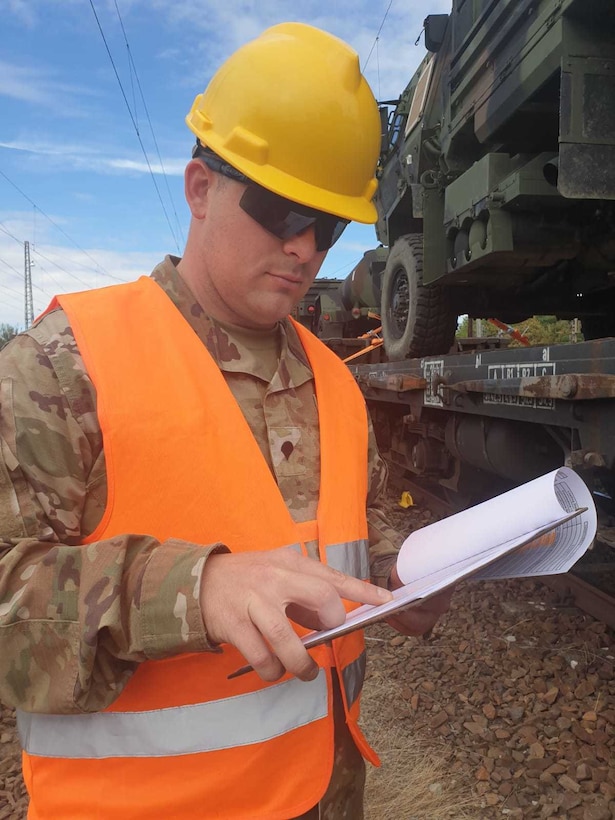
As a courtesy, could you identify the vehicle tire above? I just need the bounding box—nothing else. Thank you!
[381,234,458,360]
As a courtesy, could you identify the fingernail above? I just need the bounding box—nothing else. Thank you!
[376,585,393,599]
[300,665,318,682]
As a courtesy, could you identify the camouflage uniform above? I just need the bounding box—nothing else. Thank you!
[0,256,403,819]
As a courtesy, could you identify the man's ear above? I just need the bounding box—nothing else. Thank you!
[184,159,215,219]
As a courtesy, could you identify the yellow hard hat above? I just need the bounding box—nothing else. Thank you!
[186,22,380,224]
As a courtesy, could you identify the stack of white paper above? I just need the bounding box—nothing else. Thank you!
[301,467,596,649]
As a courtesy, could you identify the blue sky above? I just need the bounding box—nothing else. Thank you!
[0,0,448,329]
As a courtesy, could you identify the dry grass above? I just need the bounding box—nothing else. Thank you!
[361,658,481,820]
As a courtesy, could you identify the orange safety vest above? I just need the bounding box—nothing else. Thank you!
[18,277,378,820]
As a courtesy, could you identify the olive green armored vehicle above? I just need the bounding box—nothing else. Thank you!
[374,0,615,359]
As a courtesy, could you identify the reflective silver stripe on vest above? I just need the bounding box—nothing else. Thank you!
[287,542,303,554]
[17,670,327,760]
[326,540,369,579]
[342,650,366,709]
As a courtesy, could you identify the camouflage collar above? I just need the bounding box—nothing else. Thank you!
[150,256,313,389]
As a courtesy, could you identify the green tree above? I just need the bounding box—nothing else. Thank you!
[508,316,578,347]
[456,315,470,338]
[0,323,20,350]
[456,315,581,347]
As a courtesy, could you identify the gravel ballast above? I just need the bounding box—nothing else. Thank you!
[1,496,613,819]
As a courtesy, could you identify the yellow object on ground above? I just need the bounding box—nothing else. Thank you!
[399,491,414,509]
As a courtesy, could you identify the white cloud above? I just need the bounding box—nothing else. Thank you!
[143,0,446,97]
[0,60,59,105]
[0,138,90,158]
[108,158,186,176]
[0,59,97,114]
[0,138,186,177]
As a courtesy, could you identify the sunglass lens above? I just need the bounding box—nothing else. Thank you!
[314,217,348,252]
[240,186,348,251]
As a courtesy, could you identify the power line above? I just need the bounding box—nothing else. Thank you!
[113,0,185,247]
[0,255,36,324]
[0,256,50,298]
[0,220,22,245]
[0,292,24,313]
[33,257,75,292]
[0,255,22,277]
[323,256,362,278]
[0,293,23,309]
[364,0,395,70]
[89,0,182,253]
[0,219,108,302]
[376,34,381,99]
[1,218,97,289]
[32,246,101,290]
[0,168,126,283]
[0,251,45,288]
[0,259,25,298]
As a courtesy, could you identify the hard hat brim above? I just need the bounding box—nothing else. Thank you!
[191,132,378,225]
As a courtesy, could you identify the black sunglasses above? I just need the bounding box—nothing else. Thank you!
[194,146,349,252]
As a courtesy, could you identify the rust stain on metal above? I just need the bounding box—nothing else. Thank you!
[365,374,427,392]
[446,374,615,400]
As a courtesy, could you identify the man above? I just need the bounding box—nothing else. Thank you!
[0,22,451,819]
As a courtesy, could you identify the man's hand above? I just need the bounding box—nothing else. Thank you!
[384,564,453,637]
[200,547,392,682]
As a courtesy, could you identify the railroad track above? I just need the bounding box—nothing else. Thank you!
[389,473,615,630]
[543,571,615,630]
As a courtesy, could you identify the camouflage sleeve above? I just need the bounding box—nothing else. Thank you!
[365,411,404,589]
[0,315,223,714]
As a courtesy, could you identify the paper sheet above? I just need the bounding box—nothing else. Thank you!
[300,467,596,651]
[396,467,596,584]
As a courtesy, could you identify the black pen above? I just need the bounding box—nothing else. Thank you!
[227,664,254,680]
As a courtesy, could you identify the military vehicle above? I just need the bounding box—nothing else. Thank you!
[292,248,386,358]
[374,0,615,360]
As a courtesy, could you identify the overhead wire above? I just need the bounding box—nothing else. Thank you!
[376,35,381,99]
[0,220,23,245]
[0,167,126,329]
[1,2,186,323]
[0,258,30,320]
[0,257,43,295]
[0,232,44,310]
[1,218,94,289]
[31,257,75,294]
[28,257,72,313]
[341,0,395,281]
[0,292,23,309]
[113,0,185,247]
[0,294,25,316]
[323,257,362,278]
[0,260,25,299]
[32,246,102,290]
[89,0,182,254]
[0,256,23,278]
[0,169,127,283]
[364,0,394,70]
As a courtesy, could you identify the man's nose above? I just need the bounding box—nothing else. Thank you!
[282,225,319,261]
